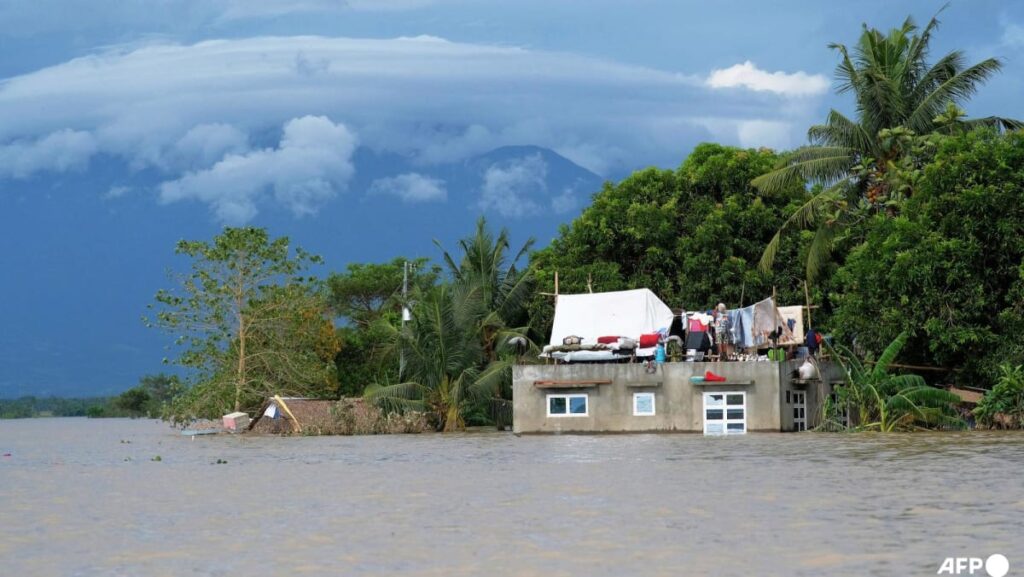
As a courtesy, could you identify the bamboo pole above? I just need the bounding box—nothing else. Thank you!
[804,280,813,331]
[273,395,302,434]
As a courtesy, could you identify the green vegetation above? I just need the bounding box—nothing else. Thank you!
[529,143,811,338]
[826,333,964,431]
[754,10,1021,280]
[365,219,534,431]
[0,396,114,419]
[147,227,339,422]
[110,374,186,418]
[327,257,440,397]
[974,365,1024,429]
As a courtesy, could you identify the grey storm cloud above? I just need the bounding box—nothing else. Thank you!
[0,35,828,220]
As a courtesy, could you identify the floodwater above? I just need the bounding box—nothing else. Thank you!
[1,419,1022,577]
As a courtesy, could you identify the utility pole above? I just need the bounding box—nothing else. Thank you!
[400,260,410,379]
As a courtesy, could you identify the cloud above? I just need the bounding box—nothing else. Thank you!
[550,187,580,215]
[1003,22,1024,48]
[707,61,829,97]
[104,185,132,199]
[0,129,98,178]
[0,1,442,37]
[478,154,546,218]
[158,115,356,223]
[172,123,249,169]
[0,35,829,216]
[368,173,447,203]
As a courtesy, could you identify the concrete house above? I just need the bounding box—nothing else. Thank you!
[513,289,843,435]
[514,360,842,434]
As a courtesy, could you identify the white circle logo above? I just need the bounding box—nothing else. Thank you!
[986,554,1009,577]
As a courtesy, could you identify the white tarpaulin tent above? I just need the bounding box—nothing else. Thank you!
[549,288,675,346]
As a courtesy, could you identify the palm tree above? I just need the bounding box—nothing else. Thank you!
[829,332,964,431]
[366,284,510,431]
[755,10,1022,280]
[436,216,536,361]
[366,219,537,431]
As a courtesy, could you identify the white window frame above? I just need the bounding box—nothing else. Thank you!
[632,392,656,416]
[792,390,807,432]
[546,394,589,417]
[703,391,747,435]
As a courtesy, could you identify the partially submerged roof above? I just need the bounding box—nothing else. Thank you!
[549,288,674,346]
[249,397,337,434]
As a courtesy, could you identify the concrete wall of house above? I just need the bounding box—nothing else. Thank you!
[778,359,846,431]
[513,362,788,434]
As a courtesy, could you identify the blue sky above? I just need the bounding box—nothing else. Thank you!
[1,0,1023,397]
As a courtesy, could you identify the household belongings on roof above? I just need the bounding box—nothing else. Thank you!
[542,288,675,363]
[725,297,795,351]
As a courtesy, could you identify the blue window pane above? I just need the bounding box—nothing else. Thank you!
[635,394,654,415]
[727,423,745,432]
[727,409,744,420]
[549,397,566,415]
[706,409,724,420]
[569,396,587,414]
[726,394,744,406]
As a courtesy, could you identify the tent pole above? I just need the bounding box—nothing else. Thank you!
[804,280,813,331]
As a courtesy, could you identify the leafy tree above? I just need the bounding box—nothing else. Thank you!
[327,257,439,328]
[148,227,338,420]
[755,10,1021,280]
[113,374,186,418]
[829,129,1024,386]
[828,332,963,431]
[113,387,152,416]
[327,257,440,396]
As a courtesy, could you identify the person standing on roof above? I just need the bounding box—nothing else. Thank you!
[713,303,732,361]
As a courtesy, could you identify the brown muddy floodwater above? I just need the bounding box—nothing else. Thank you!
[1,418,1022,577]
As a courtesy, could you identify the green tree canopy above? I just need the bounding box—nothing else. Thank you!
[755,9,1021,280]
[830,128,1024,386]
[326,257,439,328]
[148,227,338,421]
[529,143,810,337]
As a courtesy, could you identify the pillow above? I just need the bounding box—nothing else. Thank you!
[596,336,620,344]
[562,335,582,346]
[639,333,660,348]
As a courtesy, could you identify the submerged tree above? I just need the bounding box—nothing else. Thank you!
[755,9,1021,280]
[827,332,963,432]
[148,227,338,421]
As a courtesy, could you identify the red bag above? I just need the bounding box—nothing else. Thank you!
[596,336,620,344]
[639,333,660,348]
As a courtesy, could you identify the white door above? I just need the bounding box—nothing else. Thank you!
[792,391,806,432]
[703,392,746,435]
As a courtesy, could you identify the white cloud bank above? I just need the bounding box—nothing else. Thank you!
[707,61,829,97]
[479,154,547,218]
[0,36,828,220]
[159,116,356,223]
[0,129,98,179]
[369,173,447,203]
